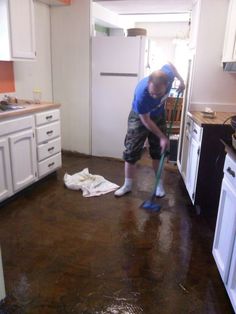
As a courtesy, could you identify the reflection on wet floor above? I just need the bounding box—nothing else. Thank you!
[0,153,234,313]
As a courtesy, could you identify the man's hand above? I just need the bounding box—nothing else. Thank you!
[160,135,170,154]
[177,81,185,93]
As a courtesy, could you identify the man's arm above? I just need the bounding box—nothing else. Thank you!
[139,113,169,153]
[167,62,185,92]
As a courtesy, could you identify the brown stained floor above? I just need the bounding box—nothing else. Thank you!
[0,152,234,314]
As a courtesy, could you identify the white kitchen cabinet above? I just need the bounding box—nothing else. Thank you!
[184,119,202,203]
[0,138,12,202]
[0,0,36,61]
[213,178,236,282]
[35,109,62,178]
[0,247,5,302]
[222,0,236,62]
[0,107,61,204]
[213,154,236,313]
[9,129,37,192]
[228,236,236,311]
[186,136,201,202]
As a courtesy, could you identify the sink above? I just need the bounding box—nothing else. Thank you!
[0,102,25,112]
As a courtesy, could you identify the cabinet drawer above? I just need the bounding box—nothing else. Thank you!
[37,138,61,162]
[38,153,62,178]
[36,121,60,144]
[224,154,236,187]
[35,109,60,126]
[0,115,34,137]
[192,122,202,142]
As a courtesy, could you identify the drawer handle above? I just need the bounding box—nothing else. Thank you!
[46,115,53,120]
[46,130,53,136]
[227,167,235,178]
[193,129,198,134]
[48,147,55,152]
[187,122,191,126]
[48,162,55,168]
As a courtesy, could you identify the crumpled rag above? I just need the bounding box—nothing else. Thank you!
[64,168,119,197]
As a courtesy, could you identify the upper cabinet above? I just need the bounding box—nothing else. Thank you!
[0,0,36,61]
[222,0,236,62]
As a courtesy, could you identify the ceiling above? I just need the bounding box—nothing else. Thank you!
[93,0,194,15]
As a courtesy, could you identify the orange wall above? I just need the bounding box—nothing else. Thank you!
[0,61,15,93]
[59,0,71,4]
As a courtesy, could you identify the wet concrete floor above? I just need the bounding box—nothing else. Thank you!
[0,153,234,314]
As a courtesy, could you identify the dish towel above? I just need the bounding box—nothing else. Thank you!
[64,168,119,197]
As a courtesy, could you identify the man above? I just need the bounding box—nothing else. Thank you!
[114,62,185,197]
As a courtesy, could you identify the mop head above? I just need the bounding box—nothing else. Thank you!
[140,200,161,212]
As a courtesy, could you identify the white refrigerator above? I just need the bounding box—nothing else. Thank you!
[91,36,148,159]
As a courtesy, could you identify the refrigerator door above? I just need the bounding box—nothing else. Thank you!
[92,36,146,159]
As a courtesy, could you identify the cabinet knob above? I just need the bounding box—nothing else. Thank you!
[227,167,235,178]
[46,115,53,120]
[46,130,53,136]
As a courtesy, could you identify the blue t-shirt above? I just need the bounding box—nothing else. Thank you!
[132,64,175,117]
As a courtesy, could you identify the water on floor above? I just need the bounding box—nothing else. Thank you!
[0,153,234,314]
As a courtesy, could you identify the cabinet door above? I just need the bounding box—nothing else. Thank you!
[213,178,236,283]
[227,234,236,313]
[186,136,200,203]
[9,129,37,192]
[181,125,191,182]
[0,248,5,302]
[0,137,13,202]
[222,0,236,62]
[9,0,35,59]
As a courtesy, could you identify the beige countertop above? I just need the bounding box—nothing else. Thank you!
[0,102,61,120]
[188,111,236,126]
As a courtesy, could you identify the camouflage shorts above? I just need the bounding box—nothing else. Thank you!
[123,110,166,164]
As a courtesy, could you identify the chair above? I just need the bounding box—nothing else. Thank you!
[165,96,183,134]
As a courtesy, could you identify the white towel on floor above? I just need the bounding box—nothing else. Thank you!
[64,168,119,197]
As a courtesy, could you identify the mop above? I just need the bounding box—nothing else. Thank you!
[140,92,182,212]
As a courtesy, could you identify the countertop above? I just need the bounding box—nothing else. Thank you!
[188,111,236,126]
[0,102,61,120]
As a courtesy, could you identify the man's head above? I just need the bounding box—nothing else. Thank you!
[148,70,168,99]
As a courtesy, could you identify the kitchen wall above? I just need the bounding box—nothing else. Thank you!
[0,2,53,101]
[51,0,91,154]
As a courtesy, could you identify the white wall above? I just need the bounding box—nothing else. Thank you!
[191,0,236,110]
[13,2,53,101]
[92,2,133,30]
[51,0,91,154]
[136,22,189,39]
